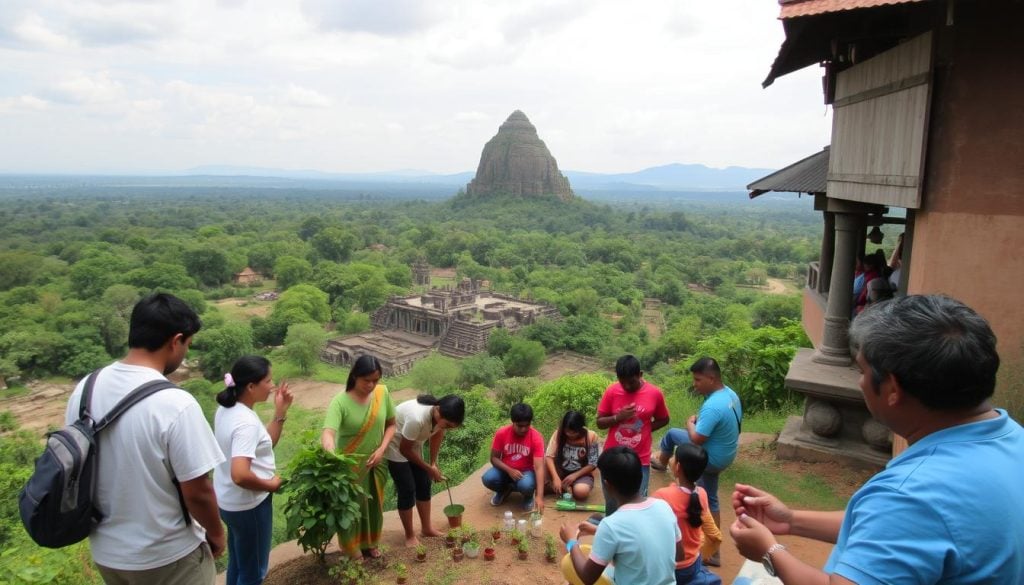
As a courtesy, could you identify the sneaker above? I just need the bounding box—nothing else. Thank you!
[704,552,721,567]
[490,487,510,506]
[522,497,535,512]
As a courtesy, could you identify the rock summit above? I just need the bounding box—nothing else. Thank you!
[466,110,574,201]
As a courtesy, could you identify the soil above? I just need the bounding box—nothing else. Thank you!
[537,351,604,381]
[258,434,868,585]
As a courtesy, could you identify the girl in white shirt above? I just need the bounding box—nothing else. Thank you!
[214,356,292,585]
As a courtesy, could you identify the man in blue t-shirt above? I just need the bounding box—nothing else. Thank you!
[731,295,1024,585]
[655,356,741,566]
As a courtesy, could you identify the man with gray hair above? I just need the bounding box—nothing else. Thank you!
[730,295,1024,584]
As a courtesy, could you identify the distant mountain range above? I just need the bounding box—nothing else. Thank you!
[183,163,774,191]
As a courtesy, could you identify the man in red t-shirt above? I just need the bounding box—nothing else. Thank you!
[482,403,546,512]
[596,354,670,515]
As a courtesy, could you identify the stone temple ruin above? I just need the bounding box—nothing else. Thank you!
[322,278,560,376]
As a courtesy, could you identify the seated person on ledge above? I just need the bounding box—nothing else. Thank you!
[481,402,545,513]
[560,446,682,585]
[545,410,600,501]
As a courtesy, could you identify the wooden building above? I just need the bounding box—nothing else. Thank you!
[756,0,1024,466]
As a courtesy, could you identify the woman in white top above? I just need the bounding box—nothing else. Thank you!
[384,394,465,547]
[214,356,292,585]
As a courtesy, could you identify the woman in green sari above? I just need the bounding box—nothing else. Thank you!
[321,355,396,560]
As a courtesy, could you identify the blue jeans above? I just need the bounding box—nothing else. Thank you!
[659,429,725,512]
[220,494,273,585]
[482,467,537,504]
[675,555,722,585]
[602,464,650,516]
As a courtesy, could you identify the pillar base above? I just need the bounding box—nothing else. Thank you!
[810,347,852,366]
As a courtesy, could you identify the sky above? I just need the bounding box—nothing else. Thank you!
[0,0,832,175]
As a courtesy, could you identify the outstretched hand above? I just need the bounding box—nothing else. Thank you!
[732,483,793,535]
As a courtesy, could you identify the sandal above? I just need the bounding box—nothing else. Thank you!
[361,548,383,559]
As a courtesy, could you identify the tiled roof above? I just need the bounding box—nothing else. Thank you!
[747,147,829,198]
[779,0,929,19]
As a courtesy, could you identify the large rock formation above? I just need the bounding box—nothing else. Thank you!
[466,110,574,201]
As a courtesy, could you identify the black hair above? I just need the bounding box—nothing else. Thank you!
[555,410,589,471]
[216,355,271,408]
[597,446,642,500]
[615,354,642,380]
[417,394,465,426]
[510,402,533,424]
[674,443,710,528]
[850,295,999,410]
[346,355,383,391]
[128,293,202,351]
[689,356,721,378]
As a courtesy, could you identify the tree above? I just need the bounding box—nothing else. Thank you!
[526,373,611,435]
[183,247,231,287]
[458,354,506,388]
[311,227,358,262]
[274,256,313,291]
[487,328,513,357]
[196,323,255,380]
[409,353,460,393]
[273,284,331,324]
[502,338,546,377]
[284,323,328,375]
[337,311,371,334]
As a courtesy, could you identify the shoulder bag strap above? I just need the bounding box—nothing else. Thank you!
[78,368,103,421]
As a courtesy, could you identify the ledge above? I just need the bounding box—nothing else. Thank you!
[785,348,863,404]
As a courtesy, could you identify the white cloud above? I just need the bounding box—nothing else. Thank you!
[284,84,332,108]
[40,71,125,104]
[0,0,832,174]
[301,0,441,36]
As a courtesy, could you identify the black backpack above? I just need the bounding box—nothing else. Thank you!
[18,369,180,548]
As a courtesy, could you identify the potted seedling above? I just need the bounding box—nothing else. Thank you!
[443,480,464,528]
[517,539,529,561]
[510,529,524,546]
[415,544,427,563]
[452,545,464,562]
[490,523,502,541]
[462,533,481,559]
[445,528,458,548]
[460,524,474,545]
[484,538,497,561]
[394,562,408,584]
[544,534,558,563]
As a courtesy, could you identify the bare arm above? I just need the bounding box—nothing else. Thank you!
[533,455,545,511]
[266,380,292,447]
[366,417,397,468]
[650,416,670,433]
[490,448,523,480]
[229,457,281,493]
[686,415,708,445]
[789,510,846,543]
[400,437,445,482]
[179,473,225,558]
[320,428,336,453]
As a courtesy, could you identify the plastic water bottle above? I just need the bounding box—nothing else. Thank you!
[503,511,515,533]
[517,518,527,535]
[530,512,543,538]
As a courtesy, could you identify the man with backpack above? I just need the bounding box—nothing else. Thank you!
[63,293,224,584]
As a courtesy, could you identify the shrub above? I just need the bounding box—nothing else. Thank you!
[493,377,540,411]
[282,439,365,563]
[526,373,611,437]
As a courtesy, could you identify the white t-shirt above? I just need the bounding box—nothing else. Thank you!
[384,400,435,462]
[64,362,224,571]
[214,403,275,512]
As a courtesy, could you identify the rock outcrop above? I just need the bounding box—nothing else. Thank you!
[466,110,574,201]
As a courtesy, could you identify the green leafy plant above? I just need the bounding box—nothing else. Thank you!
[329,556,370,585]
[544,533,558,560]
[282,438,365,563]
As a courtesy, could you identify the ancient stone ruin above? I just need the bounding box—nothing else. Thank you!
[322,276,561,376]
[466,110,574,201]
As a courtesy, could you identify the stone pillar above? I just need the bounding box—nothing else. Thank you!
[818,211,835,294]
[813,212,863,365]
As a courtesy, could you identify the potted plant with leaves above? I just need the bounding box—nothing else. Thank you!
[282,441,365,564]
[330,557,370,585]
[509,528,524,546]
[517,539,529,561]
[452,544,464,562]
[394,562,408,584]
[484,538,497,561]
[490,523,502,541]
[462,532,481,559]
[443,480,464,528]
[445,528,459,548]
[460,524,474,545]
[415,544,427,563]
[544,534,559,563]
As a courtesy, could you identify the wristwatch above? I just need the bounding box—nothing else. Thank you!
[762,543,786,577]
